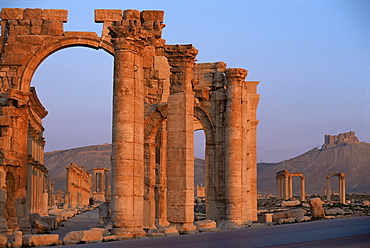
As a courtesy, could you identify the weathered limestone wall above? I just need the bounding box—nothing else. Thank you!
[65,163,91,208]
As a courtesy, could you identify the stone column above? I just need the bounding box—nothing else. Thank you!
[221,68,248,229]
[164,44,198,233]
[144,142,156,229]
[245,80,259,222]
[109,10,149,238]
[284,174,289,200]
[326,176,331,201]
[154,125,170,228]
[276,176,281,199]
[208,68,227,222]
[339,173,346,204]
[288,175,293,199]
[301,176,305,202]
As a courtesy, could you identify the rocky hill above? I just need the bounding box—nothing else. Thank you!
[45,143,112,191]
[45,144,205,192]
[258,132,370,195]
[45,132,370,195]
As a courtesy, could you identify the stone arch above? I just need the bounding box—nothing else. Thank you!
[143,103,217,228]
[143,103,168,229]
[19,34,114,92]
[194,106,215,145]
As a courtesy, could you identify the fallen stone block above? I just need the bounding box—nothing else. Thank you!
[281,200,301,207]
[296,216,311,222]
[63,229,103,244]
[90,227,109,236]
[102,235,118,242]
[325,208,346,215]
[194,219,217,228]
[40,216,58,230]
[35,219,51,233]
[63,240,78,246]
[272,209,304,222]
[278,217,296,225]
[22,234,60,247]
[324,215,335,220]
[11,231,22,248]
[309,198,325,219]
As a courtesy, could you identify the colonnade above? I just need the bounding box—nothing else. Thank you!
[276,170,305,201]
[326,173,346,204]
[65,163,92,208]
[29,166,49,215]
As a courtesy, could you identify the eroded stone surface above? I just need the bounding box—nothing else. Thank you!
[22,234,59,247]
[309,198,326,219]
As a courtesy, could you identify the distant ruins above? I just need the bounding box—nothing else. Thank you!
[326,173,346,204]
[276,170,305,201]
[322,131,359,149]
[92,167,110,202]
[64,163,92,209]
[0,8,259,236]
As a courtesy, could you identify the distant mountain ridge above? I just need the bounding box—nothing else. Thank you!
[45,143,205,192]
[45,135,370,195]
[258,141,370,195]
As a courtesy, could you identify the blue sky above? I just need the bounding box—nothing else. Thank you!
[1,0,369,162]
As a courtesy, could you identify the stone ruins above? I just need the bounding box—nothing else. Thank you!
[64,163,91,209]
[276,170,346,204]
[0,8,260,237]
[326,173,346,204]
[322,131,359,149]
[276,170,305,202]
[92,168,110,202]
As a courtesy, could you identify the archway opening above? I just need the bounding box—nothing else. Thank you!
[194,122,206,219]
[30,46,113,193]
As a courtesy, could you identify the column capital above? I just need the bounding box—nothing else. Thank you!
[109,25,152,52]
[225,68,248,86]
[164,44,198,66]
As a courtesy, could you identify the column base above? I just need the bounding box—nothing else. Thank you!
[217,219,249,230]
[174,223,198,235]
[111,227,147,239]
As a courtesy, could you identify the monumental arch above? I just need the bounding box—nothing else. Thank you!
[0,8,260,236]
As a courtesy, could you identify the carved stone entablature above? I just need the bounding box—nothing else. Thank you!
[108,10,166,53]
[140,10,166,39]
